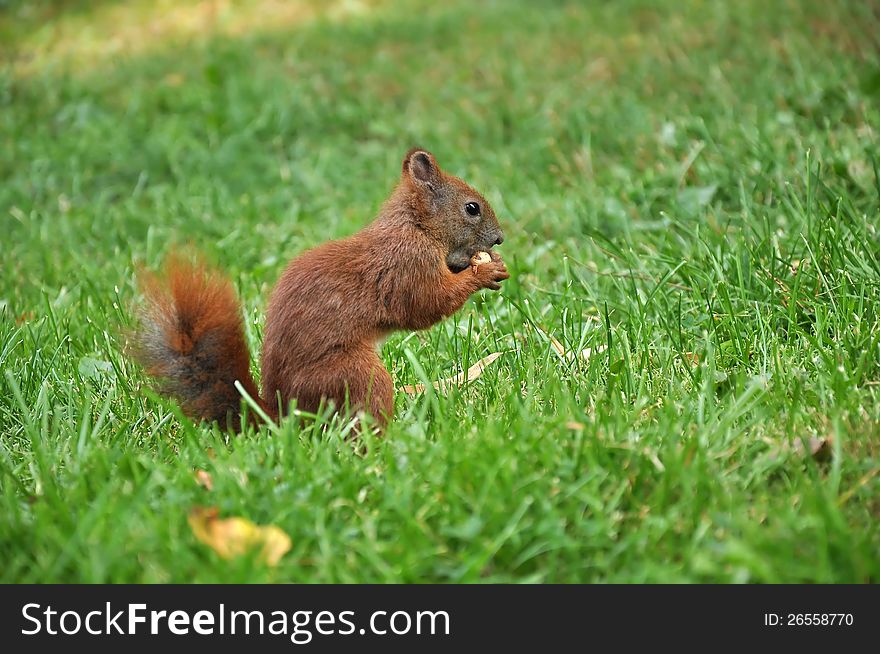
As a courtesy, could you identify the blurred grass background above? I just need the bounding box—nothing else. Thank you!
[1,0,879,582]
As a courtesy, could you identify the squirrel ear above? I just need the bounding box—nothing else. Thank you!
[403,148,439,188]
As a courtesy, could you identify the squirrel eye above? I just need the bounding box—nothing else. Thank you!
[465,202,480,216]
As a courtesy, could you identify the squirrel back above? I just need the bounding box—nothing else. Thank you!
[133,148,509,431]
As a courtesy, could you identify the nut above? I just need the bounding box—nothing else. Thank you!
[471,251,492,266]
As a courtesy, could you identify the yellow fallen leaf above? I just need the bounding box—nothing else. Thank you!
[402,352,503,394]
[188,507,291,566]
[194,469,213,491]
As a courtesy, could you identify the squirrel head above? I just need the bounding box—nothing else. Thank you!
[400,148,505,273]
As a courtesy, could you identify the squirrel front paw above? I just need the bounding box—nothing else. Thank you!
[470,251,509,290]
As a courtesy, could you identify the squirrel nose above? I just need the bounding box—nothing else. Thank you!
[493,233,504,246]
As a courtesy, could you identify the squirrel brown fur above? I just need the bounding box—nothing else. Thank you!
[134,148,509,431]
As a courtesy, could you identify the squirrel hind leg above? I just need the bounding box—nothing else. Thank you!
[360,360,394,431]
[283,349,394,431]
[336,349,393,431]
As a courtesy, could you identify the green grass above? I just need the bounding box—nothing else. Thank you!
[1,0,879,582]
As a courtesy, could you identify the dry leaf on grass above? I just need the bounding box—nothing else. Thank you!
[534,325,607,362]
[548,333,567,358]
[402,352,503,394]
[188,507,291,566]
[533,325,566,359]
[837,467,880,506]
[580,344,608,361]
[194,470,213,491]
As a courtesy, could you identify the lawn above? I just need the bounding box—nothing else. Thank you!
[1,0,879,583]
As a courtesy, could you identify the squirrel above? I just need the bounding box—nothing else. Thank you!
[134,148,509,431]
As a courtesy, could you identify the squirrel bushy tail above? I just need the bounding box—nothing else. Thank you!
[134,254,274,430]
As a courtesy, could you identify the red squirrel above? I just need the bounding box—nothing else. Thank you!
[134,148,509,430]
